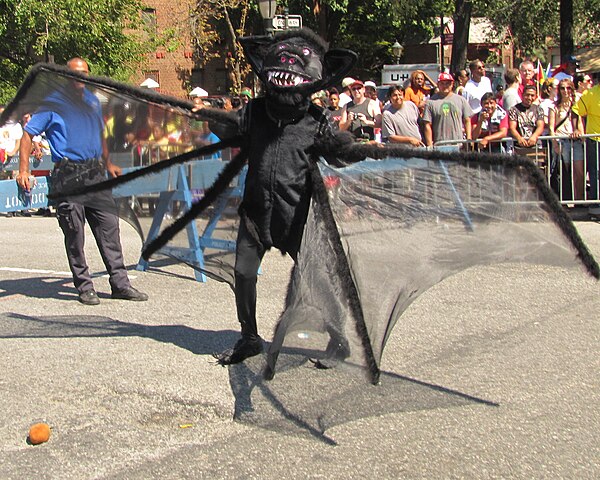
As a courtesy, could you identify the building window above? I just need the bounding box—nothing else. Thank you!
[143,70,160,85]
[142,8,157,35]
[191,68,205,88]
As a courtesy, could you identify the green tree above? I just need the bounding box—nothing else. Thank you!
[482,0,599,60]
[285,0,442,79]
[0,0,162,104]
[189,0,256,94]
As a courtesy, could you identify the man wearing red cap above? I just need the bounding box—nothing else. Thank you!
[423,72,473,148]
[339,79,382,142]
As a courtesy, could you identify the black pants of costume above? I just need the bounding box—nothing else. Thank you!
[234,220,266,340]
[56,200,131,294]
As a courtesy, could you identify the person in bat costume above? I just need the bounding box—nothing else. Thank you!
[211,28,357,365]
[5,39,599,384]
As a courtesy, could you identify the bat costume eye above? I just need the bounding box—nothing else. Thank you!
[302,48,311,56]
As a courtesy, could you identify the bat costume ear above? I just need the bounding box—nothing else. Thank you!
[238,35,272,85]
[319,48,358,90]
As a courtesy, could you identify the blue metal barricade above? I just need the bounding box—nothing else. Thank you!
[435,134,600,207]
[0,153,243,282]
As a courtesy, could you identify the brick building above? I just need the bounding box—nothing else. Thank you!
[135,0,231,99]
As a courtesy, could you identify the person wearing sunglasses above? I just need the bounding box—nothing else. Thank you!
[574,73,592,101]
[463,59,493,114]
[549,79,585,200]
[339,80,382,142]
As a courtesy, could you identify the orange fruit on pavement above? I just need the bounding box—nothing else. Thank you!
[28,423,51,445]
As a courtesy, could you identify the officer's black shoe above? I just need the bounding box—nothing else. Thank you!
[79,290,100,306]
[214,336,264,365]
[111,287,148,302]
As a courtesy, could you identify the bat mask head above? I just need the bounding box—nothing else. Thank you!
[239,28,357,109]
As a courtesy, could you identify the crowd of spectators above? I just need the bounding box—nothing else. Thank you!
[306,57,598,204]
[2,60,599,208]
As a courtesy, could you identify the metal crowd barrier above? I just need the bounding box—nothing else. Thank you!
[0,140,232,214]
[435,134,600,206]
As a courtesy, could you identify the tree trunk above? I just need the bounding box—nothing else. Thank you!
[560,0,574,59]
[450,0,472,74]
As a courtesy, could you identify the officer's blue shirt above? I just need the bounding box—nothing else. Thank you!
[25,87,104,163]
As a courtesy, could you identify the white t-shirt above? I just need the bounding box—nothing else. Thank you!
[0,121,23,156]
[463,76,493,114]
[339,92,352,108]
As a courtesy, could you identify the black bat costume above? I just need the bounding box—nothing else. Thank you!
[213,29,358,365]
[2,29,598,388]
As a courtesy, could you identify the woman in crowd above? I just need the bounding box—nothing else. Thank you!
[327,87,343,129]
[381,85,423,147]
[539,78,558,126]
[548,78,585,200]
[453,70,469,96]
[404,70,436,116]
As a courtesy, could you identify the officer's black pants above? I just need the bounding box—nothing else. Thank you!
[56,201,131,294]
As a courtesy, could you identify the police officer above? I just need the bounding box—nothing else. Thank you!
[16,58,148,305]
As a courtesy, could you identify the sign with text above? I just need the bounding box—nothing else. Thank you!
[1,155,54,172]
[381,63,440,87]
[441,33,454,45]
[0,176,49,212]
[272,14,302,30]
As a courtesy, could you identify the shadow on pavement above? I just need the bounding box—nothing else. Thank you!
[227,352,499,446]
[0,312,238,356]
[0,312,498,446]
[0,276,78,301]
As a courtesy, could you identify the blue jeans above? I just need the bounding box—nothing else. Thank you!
[585,138,599,200]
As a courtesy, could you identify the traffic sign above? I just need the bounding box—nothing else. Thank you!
[272,14,302,31]
[441,33,454,45]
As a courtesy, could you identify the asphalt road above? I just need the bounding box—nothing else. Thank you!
[1,215,599,479]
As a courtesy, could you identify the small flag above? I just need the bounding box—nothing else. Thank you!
[536,60,544,84]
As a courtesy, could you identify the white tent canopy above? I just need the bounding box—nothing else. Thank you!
[140,78,160,89]
[189,86,208,97]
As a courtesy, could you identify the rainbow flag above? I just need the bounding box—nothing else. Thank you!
[537,60,546,84]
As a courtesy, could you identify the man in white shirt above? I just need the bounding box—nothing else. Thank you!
[463,59,492,114]
[338,77,354,107]
[0,106,24,162]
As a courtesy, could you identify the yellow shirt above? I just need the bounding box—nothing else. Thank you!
[573,85,600,141]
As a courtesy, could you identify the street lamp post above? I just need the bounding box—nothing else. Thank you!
[392,41,404,64]
[258,0,277,36]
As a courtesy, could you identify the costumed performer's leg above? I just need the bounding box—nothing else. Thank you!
[217,219,265,365]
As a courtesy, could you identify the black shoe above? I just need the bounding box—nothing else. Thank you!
[79,290,100,306]
[310,337,351,370]
[214,336,264,365]
[111,287,148,301]
[34,208,52,217]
